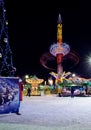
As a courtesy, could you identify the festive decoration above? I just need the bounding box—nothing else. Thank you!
[0,0,15,76]
[26,75,44,95]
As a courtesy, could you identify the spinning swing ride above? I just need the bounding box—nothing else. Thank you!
[40,14,80,75]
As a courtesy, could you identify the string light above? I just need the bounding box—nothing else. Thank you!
[0,0,15,76]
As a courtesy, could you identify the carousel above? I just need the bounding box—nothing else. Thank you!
[26,75,44,95]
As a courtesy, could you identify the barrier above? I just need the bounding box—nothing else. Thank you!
[0,77,20,114]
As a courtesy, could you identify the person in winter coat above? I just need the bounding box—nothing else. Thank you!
[26,83,31,97]
[18,79,24,101]
[71,86,75,98]
[16,78,24,115]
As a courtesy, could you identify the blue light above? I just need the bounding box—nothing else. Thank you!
[0,0,14,76]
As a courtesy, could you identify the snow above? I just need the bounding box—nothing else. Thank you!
[0,95,91,130]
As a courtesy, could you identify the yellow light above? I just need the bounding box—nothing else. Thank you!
[72,73,76,77]
[25,75,29,79]
[6,21,8,25]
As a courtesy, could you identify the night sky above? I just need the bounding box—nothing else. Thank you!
[5,1,91,79]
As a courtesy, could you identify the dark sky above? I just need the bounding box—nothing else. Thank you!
[5,1,91,79]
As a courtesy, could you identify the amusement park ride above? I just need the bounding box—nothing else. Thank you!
[1,0,91,97]
[40,14,80,73]
[39,13,91,92]
[25,14,91,96]
[26,75,44,95]
[50,14,70,74]
[40,14,80,78]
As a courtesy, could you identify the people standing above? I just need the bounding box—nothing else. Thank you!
[71,86,75,98]
[85,86,89,96]
[57,84,62,97]
[19,79,24,101]
[26,83,31,97]
[16,78,24,115]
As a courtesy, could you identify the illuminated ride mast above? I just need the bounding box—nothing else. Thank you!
[40,14,79,75]
[49,14,70,75]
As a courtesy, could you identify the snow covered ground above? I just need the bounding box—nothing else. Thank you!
[0,95,91,130]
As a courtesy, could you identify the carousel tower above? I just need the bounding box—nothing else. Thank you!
[0,0,14,76]
[50,14,70,75]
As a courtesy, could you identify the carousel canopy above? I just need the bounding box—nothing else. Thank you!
[26,75,44,84]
